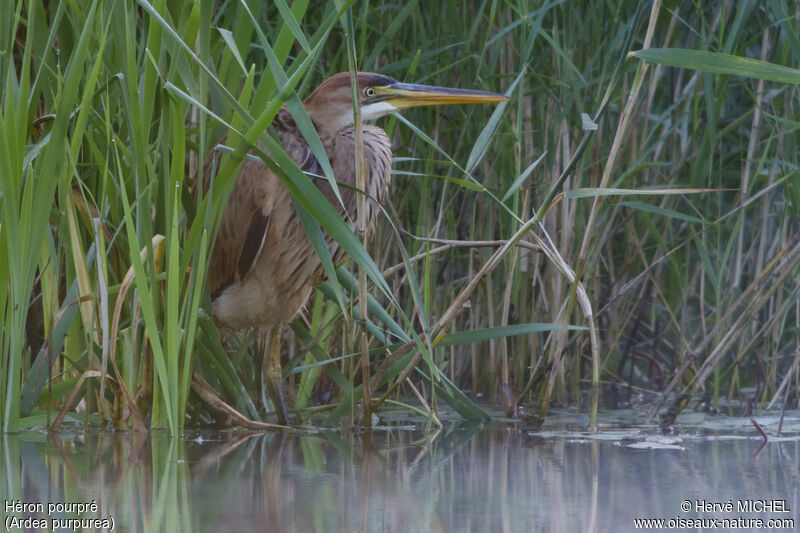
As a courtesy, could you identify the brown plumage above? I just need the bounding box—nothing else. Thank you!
[204,72,508,425]
[208,75,392,330]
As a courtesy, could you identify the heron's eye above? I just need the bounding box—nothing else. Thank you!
[364,87,376,97]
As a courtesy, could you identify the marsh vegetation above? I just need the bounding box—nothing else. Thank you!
[1,0,798,434]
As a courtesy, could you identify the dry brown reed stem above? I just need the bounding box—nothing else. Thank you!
[369,237,541,406]
[656,235,800,422]
[500,246,518,394]
[108,236,167,433]
[347,66,372,427]
[767,343,800,411]
[51,370,103,432]
[751,418,768,459]
[190,374,286,430]
[685,238,800,387]
[385,237,542,277]
[541,0,661,427]
[599,175,793,318]
[733,26,770,287]
[576,0,660,263]
[368,217,598,421]
[501,188,530,399]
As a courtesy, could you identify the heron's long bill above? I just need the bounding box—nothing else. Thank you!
[382,82,509,108]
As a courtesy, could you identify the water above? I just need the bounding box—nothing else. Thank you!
[1,411,799,532]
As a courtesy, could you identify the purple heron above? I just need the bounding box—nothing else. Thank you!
[207,72,508,425]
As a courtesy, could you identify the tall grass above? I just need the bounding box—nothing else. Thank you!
[1,0,797,434]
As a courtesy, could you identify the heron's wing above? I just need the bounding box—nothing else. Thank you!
[207,156,272,299]
[208,107,322,298]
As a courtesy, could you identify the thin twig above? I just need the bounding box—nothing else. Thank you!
[750,418,768,460]
[191,374,286,430]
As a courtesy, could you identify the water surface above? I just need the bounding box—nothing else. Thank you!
[2,410,799,532]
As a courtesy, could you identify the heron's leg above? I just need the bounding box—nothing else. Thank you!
[262,324,289,425]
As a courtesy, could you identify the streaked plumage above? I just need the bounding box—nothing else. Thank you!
[205,72,507,425]
[208,77,393,329]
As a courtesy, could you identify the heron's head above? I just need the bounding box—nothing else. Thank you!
[303,72,509,134]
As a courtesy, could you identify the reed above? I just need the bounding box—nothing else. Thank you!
[1,0,797,433]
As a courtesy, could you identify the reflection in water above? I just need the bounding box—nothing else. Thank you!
[1,425,799,532]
